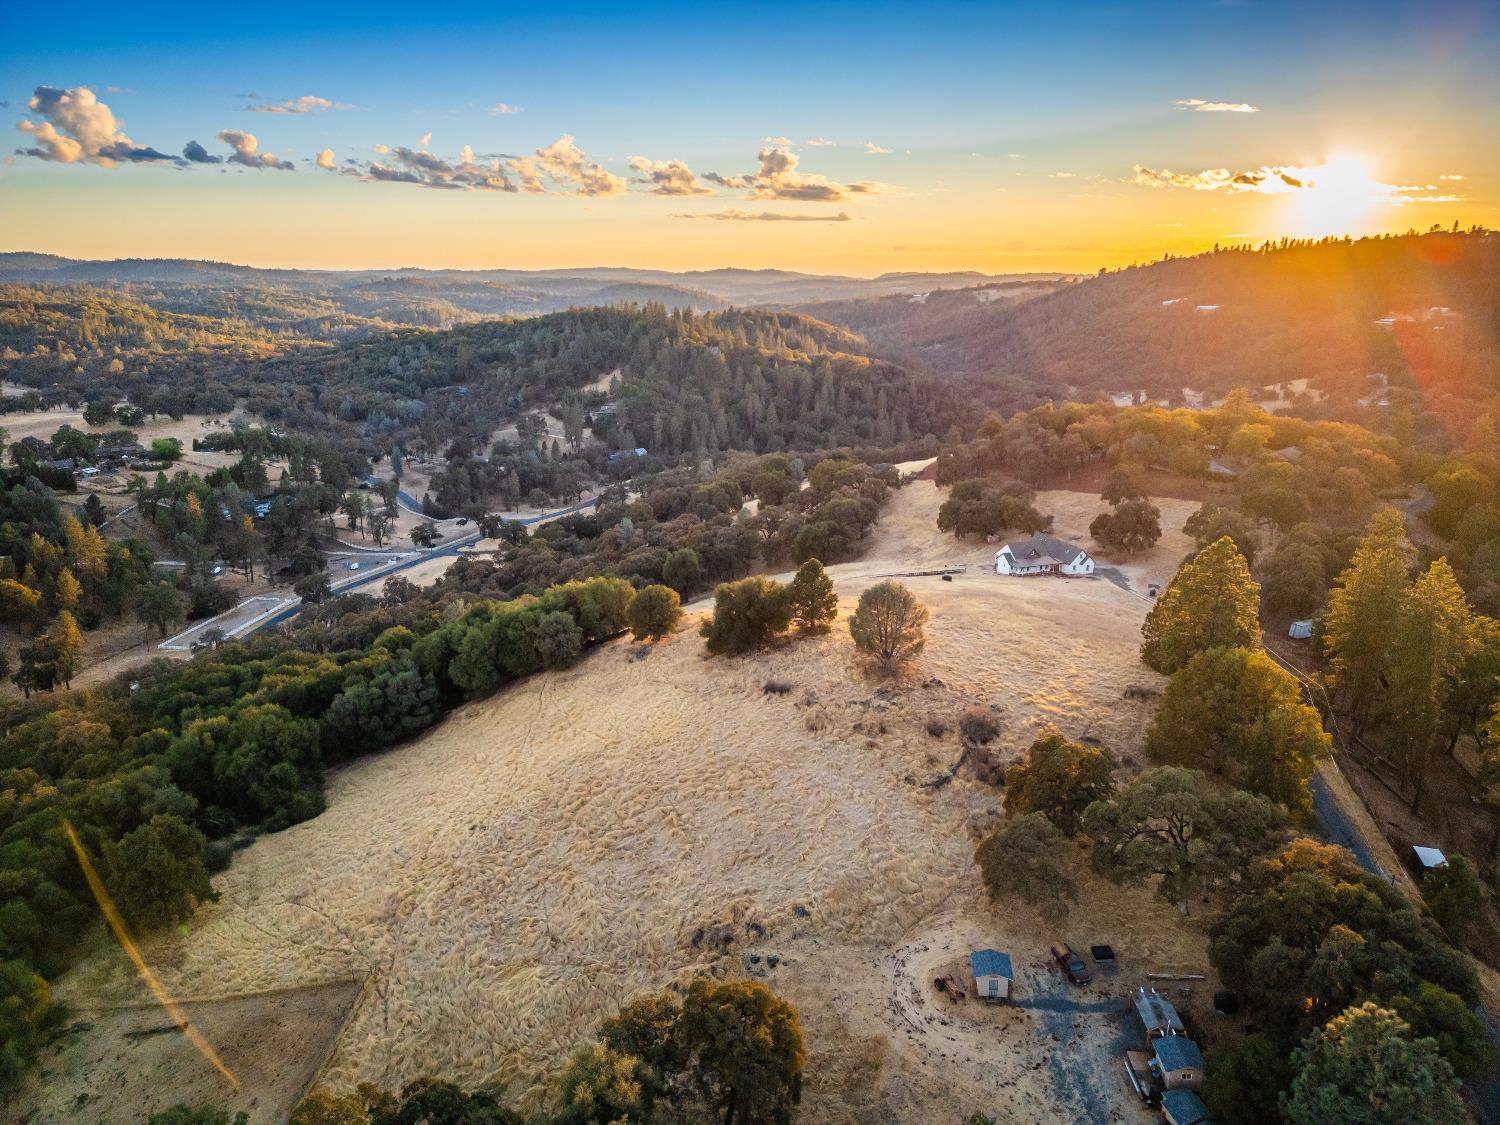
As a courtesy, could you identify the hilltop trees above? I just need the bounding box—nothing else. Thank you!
[937,479,1051,539]
[1144,646,1329,815]
[1284,1003,1468,1125]
[849,581,928,674]
[1139,538,1260,674]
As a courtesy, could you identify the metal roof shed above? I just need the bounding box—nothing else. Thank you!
[969,949,1013,1001]
[1161,1089,1213,1125]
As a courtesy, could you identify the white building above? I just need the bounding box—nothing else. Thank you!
[995,534,1095,577]
[969,949,1014,1001]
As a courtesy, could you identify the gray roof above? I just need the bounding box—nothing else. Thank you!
[999,533,1086,565]
[969,949,1013,979]
[1135,987,1185,1036]
[1161,1090,1212,1125]
[1155,1037,1203,1072]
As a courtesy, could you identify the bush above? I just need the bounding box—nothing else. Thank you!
[763,680,793,695]
[849,581,928,674]
[628,584,682,642]
[958,707,1000,744]
[700,576,792,655]
[925,717,949,738]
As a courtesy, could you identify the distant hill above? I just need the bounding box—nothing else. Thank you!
[805,231,1500,415]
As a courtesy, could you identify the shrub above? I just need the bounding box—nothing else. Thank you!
[629,584,682,642]
[700,576,792,655]
[849,581,928,674]
[958,707,1000,744]
[763,679,793,695]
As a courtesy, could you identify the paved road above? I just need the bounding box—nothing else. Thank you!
[1308,771,1382,878]
[363,474,423,513]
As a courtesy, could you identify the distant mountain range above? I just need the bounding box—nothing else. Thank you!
[0,253,1073,314]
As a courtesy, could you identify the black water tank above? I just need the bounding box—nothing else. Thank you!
[1214,990,1240,1015]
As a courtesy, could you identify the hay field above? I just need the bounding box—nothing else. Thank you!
[49,479,1211,1123]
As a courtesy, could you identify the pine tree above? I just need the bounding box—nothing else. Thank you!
[1385,558,1472,808]
[1140,537,1260,674]
[1323,509,1415,732]
[787,559,838,634]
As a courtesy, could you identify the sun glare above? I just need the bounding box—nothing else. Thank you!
[1283,155,1384,237]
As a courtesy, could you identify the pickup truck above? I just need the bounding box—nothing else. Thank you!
[1050,942,1092,984]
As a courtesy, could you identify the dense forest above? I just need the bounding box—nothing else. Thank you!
[806,230,1500,416]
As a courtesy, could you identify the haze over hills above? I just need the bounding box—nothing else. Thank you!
[804,230,1500,415]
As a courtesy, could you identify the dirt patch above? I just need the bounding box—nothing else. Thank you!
[10,978,364,1123]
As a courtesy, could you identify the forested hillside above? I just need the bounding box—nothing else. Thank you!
[807,231,1500,418]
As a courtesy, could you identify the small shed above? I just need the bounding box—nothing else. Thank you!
[1153,1037,1204,1090]
[969,949,1014,1001]
[1413,845,1448,871]
[1288,619,1313,640]
[1134,986,1185,1039]
[1161,1089,1213,1125]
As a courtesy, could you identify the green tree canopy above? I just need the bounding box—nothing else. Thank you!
[1140,537,1261,674]
[786,558,838,634]
[1003,731,1116,835]
[848,580,928,674]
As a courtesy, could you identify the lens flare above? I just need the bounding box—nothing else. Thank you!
[63,820,240,1092]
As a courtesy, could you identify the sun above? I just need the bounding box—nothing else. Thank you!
[1282,155,1384,237]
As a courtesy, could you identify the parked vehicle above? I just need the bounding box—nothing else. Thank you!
[1050,942,1092,984]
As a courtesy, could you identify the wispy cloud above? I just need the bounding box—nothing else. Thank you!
[628,156,714,196]
[17,86,175,166]
[805,137,835,147]
[863,141,893,154]
[1128,163,1306,193]
[1440,173,1464,181]
[761,135,794,146]
[419,131,432,146]
[674,209,852,222]
[488,103,522,115]
[245,94,351,114]
[1175,98,1260,113]
[706,145,889,203]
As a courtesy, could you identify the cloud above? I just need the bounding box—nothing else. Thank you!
[805,137,835,146]
[246,94,341,114]
[532,134,626,196]
[340,141,521,191]
[16,85,174,166]
[373,144,389,155]
[673,208,852,222]
[628,156,713,195]
[217,130,295,171]
[315,148,336,170]
[419,131,432,146]
[507,155,544,193]
[1128,163,1307,193]
[489,103,522,115]
[1051,171,1076,178]
[1008,153,1024,159]
[863,141,893,154]
[761,135,794,146]
[182,140,221,164]
[705,145,889,203]
[1440,173,1464,181]
[1176,98,1260,113]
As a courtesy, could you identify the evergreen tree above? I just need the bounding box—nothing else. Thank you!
[786,559,838,634]
[1323,508,1414,731]
[1140,537,1260,674]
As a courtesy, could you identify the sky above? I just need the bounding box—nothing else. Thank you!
[1,0,1497,275]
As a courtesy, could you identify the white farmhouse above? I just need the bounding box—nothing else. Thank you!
[994,534,1095,577]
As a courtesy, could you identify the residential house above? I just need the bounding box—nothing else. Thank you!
[994,534,1095,577]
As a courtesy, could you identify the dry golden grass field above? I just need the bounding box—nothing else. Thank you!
[25,481,1221,1124]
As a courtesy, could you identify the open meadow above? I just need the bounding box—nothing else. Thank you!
[27,481,1220,1124]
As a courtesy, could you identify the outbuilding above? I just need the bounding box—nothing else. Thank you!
[1153,1037,1204,1090]
[969,949,1014,1001]
[1161,1089,1213,1125]
[1134,987,1186,1039]
[1288,619,1313,639]
[1413,845,1448,871]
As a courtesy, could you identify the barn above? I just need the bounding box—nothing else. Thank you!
[969,949,1014,1001]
